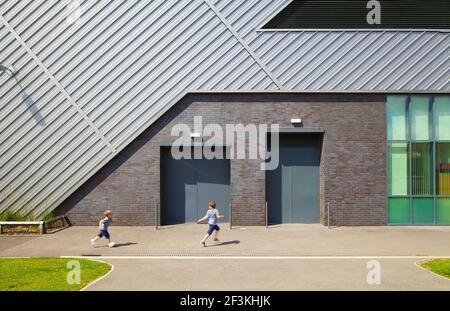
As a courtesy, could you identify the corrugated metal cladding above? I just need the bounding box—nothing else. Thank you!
[0,0,448,217]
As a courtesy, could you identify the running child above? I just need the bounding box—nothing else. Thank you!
[90,210,115,248]
[197,201,224,247]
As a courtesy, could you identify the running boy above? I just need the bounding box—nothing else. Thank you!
[90,210,115,248]
[197,201,224,247]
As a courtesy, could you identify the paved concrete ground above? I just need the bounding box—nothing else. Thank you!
[1,224,450,290]
[0,236,36,254]
[1,224,450,257]
[84,258,450,291]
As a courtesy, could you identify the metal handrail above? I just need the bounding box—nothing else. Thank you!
[229,201,232,230]
[327,202,331,229]
[156,202,159,230]
[265,201,268,229]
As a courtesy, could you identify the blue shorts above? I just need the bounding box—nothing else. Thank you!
[207,224,220,235]
[97,229,110,239]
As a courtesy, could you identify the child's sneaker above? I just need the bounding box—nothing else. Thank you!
[90,239,96,246]
[200,241,206,247]
[108,242,115,248]
[213,238,220,242]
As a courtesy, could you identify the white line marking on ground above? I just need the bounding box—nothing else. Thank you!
[61,255,450,260]
[80,259,115,291]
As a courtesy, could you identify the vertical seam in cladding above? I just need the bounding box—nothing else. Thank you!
[0,13,116,153]
[203,0,285,90]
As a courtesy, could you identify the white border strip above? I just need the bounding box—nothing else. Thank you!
[63,255,450,260]
[79,259,115,291]
[257,29,450,33]
[254,0,294,32]
[253,0,450,33]
[415,259,450,282]
[188,90,450,94]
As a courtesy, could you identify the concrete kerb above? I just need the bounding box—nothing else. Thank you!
[414,259,450,282]
[79,259,115,291]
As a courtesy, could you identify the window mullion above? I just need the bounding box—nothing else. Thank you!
[407,96,412,224]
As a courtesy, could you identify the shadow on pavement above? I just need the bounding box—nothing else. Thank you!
[208,240,240,247]
[155,226,175,230]
[95,242,139,248]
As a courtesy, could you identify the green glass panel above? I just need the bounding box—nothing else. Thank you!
[436,198,450,224]
[411,143,433,195]
[434,96,450,141]
[410,96,430,141]
[412,198,434,224]
[436,143,450,196]
[388,198,410,224]
[387,96,408,141]
[388,143,409,196]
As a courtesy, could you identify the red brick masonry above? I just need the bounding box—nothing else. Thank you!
[56,93,387,226]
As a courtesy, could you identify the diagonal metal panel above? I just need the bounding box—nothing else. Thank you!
[0,0,448,218]
[1,15,115,152]
[216,0,450,92]
[0,21,111,217]
[0,0,277,217]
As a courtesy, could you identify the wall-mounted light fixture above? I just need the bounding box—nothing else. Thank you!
[291,118,302,126]
[190,132,201,139]
[0,64,17,77]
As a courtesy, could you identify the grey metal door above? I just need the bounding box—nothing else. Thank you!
[266,134,321,224]
[161,148,230,224]
[196,157,230,222]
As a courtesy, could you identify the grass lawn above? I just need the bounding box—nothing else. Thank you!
[420,259,450,280]
[0,257,111,291]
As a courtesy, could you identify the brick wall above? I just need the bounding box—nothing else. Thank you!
[55,93,387,226]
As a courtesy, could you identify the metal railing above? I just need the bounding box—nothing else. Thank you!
[155,202,160,230]
[265,201,268,229]
[229,201,232,230]
[327,202,331,229]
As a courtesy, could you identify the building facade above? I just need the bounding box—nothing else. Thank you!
[0,1,449,226]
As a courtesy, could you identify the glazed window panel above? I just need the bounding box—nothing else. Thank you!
[387,96,408,141]
[436,198,450,224]
[411,143,433,196]
[436,143,450,196]
[410,96,430,141]
[388,143,409,196]
[388,198,410,224]
[412,198,434,224]
[434,96,450,141]
[387,95,450,226]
